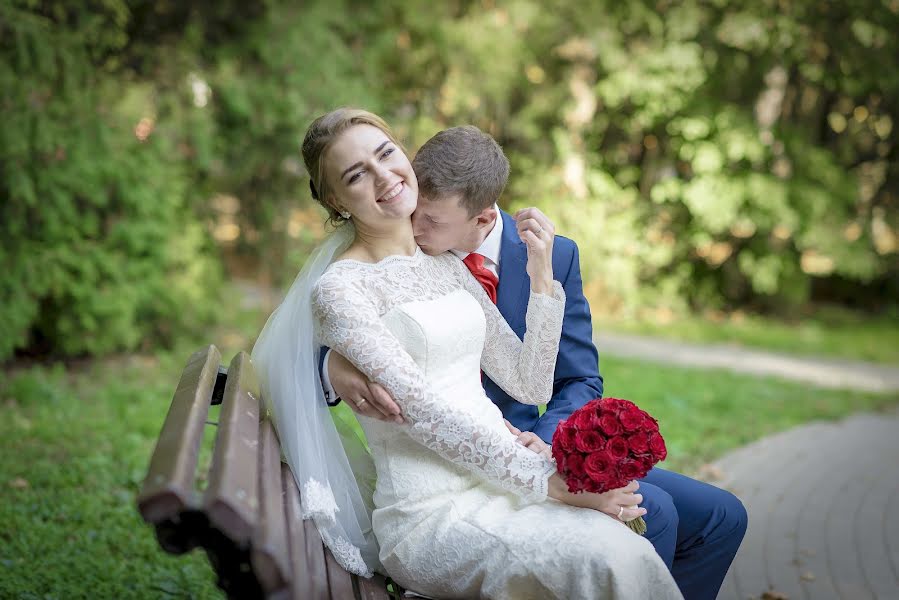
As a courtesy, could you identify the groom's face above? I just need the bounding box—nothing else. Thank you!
[412,194,484,255]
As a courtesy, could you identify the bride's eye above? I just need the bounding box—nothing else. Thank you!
[348,170,364,184]
[380,147,395,160]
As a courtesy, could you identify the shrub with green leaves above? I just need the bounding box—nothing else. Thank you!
[0,3,221,360]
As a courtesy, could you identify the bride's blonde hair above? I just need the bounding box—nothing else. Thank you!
[301,108,407,226]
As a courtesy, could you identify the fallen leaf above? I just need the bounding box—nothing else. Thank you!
[696,463,725,481]
[761,591,789,600]
[800,571,815,582]
[9,478,29,489]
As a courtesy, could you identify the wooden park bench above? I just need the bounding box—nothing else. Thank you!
[136,344,407,599]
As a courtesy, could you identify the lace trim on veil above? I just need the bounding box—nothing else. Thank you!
[301,478,339,526]
[327,534,374,577]
[300,478,372,576]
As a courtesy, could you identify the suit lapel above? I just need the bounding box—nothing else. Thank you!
[496,210,529,331]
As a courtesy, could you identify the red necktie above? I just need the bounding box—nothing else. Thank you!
[463,253,498,304]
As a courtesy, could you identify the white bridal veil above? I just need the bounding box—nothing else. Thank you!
[250,222,380,577]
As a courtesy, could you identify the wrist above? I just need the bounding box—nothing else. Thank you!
[530,277,554,295]
[548,473,572,502]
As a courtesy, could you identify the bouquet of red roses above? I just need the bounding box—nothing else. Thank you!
[551,397,667,535]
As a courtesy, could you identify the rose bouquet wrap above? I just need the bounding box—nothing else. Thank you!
[551,397,667,535]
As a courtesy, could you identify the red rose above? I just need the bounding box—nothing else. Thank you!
[627,432,651,454]
[619,407,645,432]
[599,413,623,436]
[607,436,629,460]
[574,430,606,453]
[649,433,667,461]
[584,451,614,483]
[618,458,643,481]
[551,444,566,469]
[556,425,578,453]
[642,413,659,431]
[603,398,636,414]
[585,398,604,412]
[573,409,594,430]
[567,476,587,494]
[605,470,629,491]
[637,454,655,472]
[566,453,586,478]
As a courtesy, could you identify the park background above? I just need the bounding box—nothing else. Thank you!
[1,1,897,597]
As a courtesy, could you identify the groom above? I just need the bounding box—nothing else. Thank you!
[321,126,746,600]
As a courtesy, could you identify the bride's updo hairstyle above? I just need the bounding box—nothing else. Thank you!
[301,108,407,226]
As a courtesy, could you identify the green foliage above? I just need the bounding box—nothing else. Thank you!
[365,0,899,315]
[3,0,898,361]
[1,2,221,360]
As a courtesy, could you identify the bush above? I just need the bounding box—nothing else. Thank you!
[0,3,221,360]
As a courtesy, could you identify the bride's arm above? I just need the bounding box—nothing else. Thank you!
[311,274,556,503]
[445,254,565,406]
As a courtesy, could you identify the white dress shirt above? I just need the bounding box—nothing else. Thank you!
[450,204,503,278]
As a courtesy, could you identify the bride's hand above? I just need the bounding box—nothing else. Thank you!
[548,475,646,522]
[586,481,646,522]
[514,207,555,295]
[504,419,553,460]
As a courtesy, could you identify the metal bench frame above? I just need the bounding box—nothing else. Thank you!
[137,345,404,599]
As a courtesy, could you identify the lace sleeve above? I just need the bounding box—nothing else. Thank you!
[449,256,566,406]
[311,273,556,503]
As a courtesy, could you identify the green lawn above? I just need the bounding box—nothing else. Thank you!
[1,346,896,598]
[595,305,899,366]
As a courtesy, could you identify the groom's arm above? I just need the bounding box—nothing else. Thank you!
[531,239,604,444]
[320,346,405,422]
[318,347,342,406]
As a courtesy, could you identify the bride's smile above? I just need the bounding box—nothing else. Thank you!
[324,123,418,223]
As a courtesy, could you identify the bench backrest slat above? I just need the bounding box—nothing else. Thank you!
[204,351,261,544]
[282,462,332,600]
[140,346,401,599]
[252,418,292,595]
[138,345,221,524]
[324,546,356,600]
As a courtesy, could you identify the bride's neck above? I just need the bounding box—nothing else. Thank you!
[347,220,418,263]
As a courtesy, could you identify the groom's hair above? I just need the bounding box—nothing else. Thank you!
[412,126,510,217]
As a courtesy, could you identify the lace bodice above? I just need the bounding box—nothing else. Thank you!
[311,249,565,502]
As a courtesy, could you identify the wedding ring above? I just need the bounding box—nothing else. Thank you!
[356,398,368,407]
[617,506,625,521]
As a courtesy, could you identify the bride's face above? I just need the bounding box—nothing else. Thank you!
[324,124,418,225]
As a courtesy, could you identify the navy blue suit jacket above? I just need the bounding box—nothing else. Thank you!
[489,210,603,443]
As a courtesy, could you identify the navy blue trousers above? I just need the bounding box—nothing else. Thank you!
[639,468,747,600]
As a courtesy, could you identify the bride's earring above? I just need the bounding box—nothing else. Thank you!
[340,210,351,219]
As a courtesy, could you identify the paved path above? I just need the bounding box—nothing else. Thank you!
[595,332,899,393]
[708,407,899,600]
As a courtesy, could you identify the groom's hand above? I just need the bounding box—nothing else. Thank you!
[503,419,552,460]
[514,207,555,295]
[328,352,405,424]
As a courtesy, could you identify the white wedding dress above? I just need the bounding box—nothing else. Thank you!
[311,249,682,600]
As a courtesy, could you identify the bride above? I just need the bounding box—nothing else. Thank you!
[252,108,682,599]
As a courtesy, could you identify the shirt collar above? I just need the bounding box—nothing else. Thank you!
[450,204,503,267]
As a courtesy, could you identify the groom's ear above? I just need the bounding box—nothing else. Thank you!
[474,206,498,229]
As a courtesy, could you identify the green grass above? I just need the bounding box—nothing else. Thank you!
[595,304,899,366]
[0,354,224,600]
[1,338,896,598]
